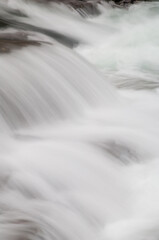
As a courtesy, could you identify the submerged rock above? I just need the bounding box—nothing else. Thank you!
[0,32,47,54]
[26,0,150,11]
[0,13,80,48]
[27,0,101,15]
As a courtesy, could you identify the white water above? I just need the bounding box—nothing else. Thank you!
[0,1,159,240]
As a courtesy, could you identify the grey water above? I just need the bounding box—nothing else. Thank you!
[0,1,159,240]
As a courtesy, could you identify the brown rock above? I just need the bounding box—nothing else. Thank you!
[0,32,50,54]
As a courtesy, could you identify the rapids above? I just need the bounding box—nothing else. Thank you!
[0,1,159,240]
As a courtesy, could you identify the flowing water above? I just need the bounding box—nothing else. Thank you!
[0,1,159,240]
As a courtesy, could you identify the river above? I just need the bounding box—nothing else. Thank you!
[0,1,159,239]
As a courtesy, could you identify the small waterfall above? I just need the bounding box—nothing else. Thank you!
[0,1,159,240]
[0,37,115,130]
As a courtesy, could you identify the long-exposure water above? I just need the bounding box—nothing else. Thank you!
[0,1,159,239]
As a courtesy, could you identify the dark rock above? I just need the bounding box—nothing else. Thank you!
[106,0,141,7]
[0,31,48,54]
[26,0,102,16]
[0,14,80,48]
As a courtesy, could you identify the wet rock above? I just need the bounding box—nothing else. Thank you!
[28,0,102,16]
[68,0,101,16]
[0,32,46,54]
[106,0,140,7]
[0,12,80,48]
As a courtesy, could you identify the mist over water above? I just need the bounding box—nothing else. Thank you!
[0,1,159,240]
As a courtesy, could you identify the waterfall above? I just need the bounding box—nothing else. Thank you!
[0,1,159,240]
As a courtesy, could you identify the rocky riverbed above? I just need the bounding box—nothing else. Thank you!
[0,0,153,53]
